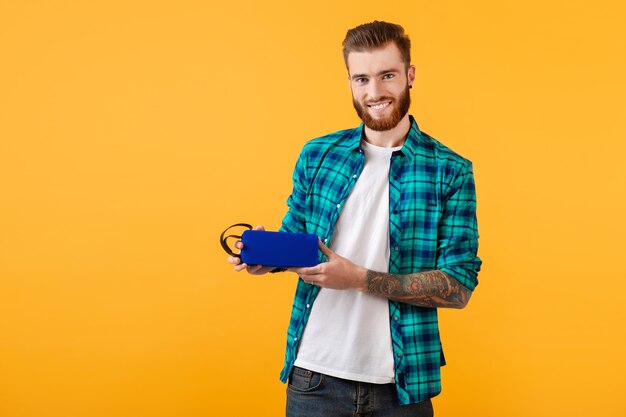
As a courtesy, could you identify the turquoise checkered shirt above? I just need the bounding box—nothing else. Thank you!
[278,115,482,405]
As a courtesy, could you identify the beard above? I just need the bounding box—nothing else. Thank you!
[352,84,411,131]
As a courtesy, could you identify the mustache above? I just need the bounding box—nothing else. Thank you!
[364,97,394,105]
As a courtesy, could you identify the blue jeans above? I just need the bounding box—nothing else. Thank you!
[286,366,434,417]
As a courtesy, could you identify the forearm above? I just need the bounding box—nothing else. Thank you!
[364,269,472,309]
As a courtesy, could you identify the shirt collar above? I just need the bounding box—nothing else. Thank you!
[344,115,424,157]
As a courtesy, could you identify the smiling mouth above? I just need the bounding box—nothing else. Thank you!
[367,101,392,111]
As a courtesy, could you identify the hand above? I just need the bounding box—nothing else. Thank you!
[226,225,273,275]
[288,240,367,290]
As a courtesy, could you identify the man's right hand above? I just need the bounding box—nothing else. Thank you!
[226,225,274,275]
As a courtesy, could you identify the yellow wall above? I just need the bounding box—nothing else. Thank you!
[1,1,625,416]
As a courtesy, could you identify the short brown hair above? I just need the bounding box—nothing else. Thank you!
[342,21,411,70]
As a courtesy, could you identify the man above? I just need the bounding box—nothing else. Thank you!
[228,21,481,417]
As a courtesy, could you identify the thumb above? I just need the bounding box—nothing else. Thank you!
[318,239,334,258]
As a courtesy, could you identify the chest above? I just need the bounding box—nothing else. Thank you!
[304,151,441,267]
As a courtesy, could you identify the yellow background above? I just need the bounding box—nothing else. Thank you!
[1,1,625,416]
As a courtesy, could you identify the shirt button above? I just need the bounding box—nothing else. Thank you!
[336,204,341,209]
[306,304,310,308]
[352,174,357,179]
[324,238,328,243]
[394,246,399,251]
[394,316,399,321]
[397,352,403,357]
[294,337,298,342]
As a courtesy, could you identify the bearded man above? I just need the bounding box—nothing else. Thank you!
[228,21,482,417]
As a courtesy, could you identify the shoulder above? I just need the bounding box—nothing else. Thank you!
[302,126,359,150]
[298,125,360,161]
[418,131,476,198]
[420,131,474,171]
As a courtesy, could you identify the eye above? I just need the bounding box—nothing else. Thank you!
[355,77,368,84]
[383,73,395,80]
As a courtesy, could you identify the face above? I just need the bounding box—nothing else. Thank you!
[347,42,415,131]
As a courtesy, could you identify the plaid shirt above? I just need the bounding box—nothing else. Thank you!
[278,115,481,405]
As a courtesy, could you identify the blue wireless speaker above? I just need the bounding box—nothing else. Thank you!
[240,230,319,268]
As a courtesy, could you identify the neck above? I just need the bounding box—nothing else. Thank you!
[362,114,411,148]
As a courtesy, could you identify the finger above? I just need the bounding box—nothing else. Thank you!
[228,255,241,265]
[288,266,319,276]
[318,240,334,258]
[254,225,265,231]
[248,264,263,273]
[235,241,243,249]
[234,263,248,272]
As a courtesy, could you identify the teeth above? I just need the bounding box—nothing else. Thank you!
[369,102,390,110]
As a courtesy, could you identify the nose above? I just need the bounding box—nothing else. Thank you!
[367,78,385,101]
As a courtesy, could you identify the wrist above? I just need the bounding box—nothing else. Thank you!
[354,265,369,292]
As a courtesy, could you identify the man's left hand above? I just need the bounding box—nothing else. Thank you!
[288,240,367,290]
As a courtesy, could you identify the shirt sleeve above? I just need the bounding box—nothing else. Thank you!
[279,147,308,234]
[437,161,482,291]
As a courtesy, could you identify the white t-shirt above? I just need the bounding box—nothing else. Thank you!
[294,140,401,384]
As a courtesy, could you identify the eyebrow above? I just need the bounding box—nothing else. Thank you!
[350,69,400,80]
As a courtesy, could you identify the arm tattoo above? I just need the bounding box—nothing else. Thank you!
[365,269,472,309]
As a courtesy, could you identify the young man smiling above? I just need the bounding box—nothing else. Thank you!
[228,21,481,417]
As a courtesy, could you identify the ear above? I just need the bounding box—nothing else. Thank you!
[407,65,416,87]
